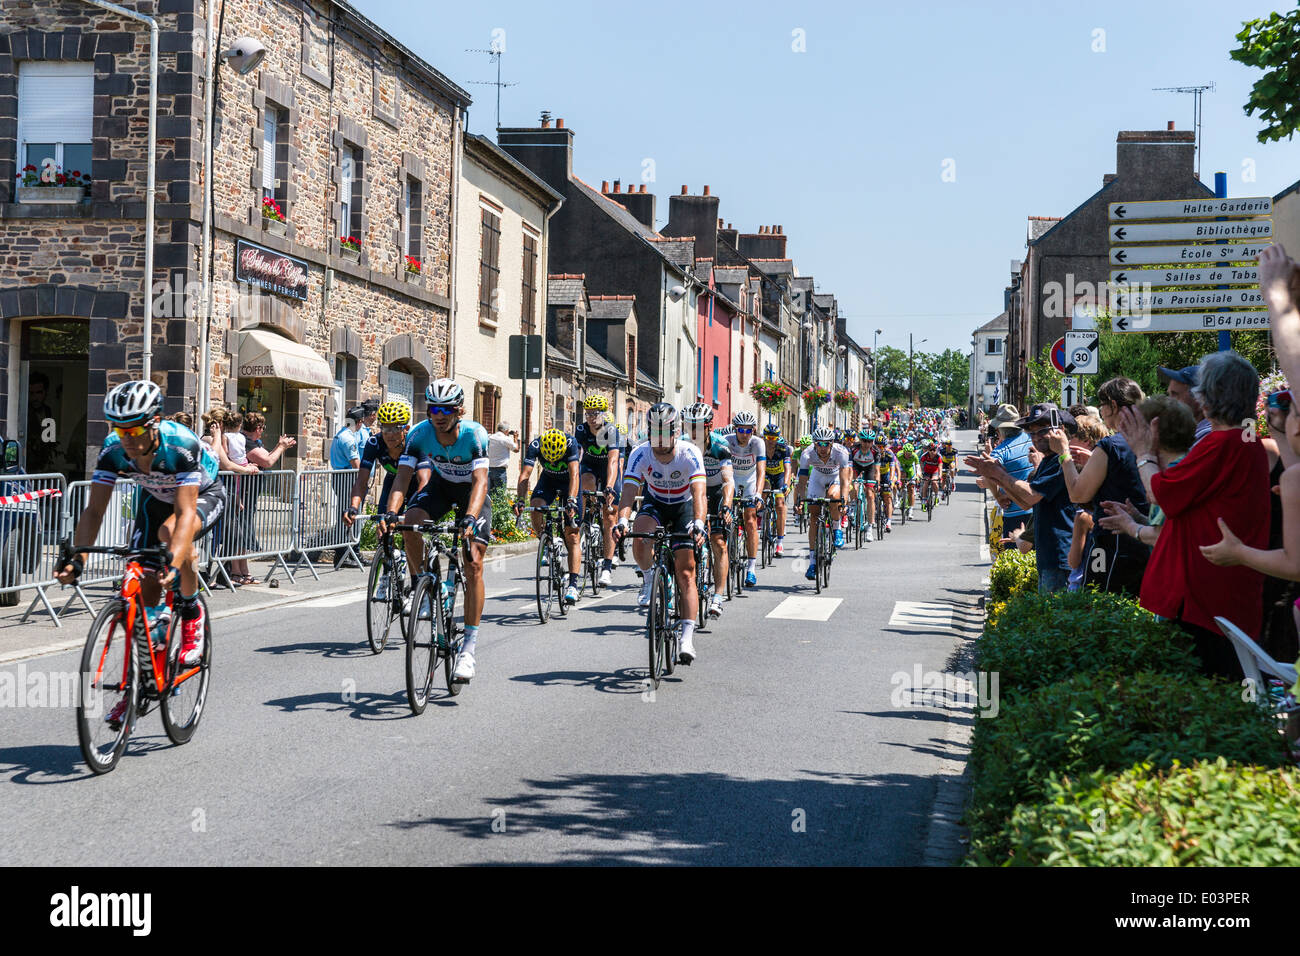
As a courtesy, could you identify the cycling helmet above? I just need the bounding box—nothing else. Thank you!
[859,429,872,441]
[797,435,813,448]
[902,442,915,454]
[732,410,758,429]
[762,423,781,438]
[646,402,681,439]
[616,424,628,435]
[812,426,835,443]
[104,380,163,427]
[682,402,714,425]
[376,399,412,426]
[583,395,609,412]
[539,429,568,462]
[425,379,465,407]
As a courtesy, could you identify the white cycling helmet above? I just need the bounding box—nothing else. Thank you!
[104,380,163,427]
[682,402,714,424]
[731,410,758,428]
[811,426,835,443]
[424,378,464,407]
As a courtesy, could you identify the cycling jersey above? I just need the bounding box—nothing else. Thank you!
[850,445,877,471]
[574,421,623,474]
[722,433,765,499]
[920,451,942,475]
[400,419,490,484]
[93,419,220,502]
[522,433,582,475]
[897,451,920,477]
[797,443,851,479]
[687,431,733,490]
[623,440,706,505]
[763,441,792,476]
[940,446,957,466]
[876,450,898,486]
[360,435,430,503]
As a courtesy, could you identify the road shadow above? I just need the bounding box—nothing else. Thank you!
[262,689,425,719]
[0,730,174,784]
[382,768,939,865]
[508,667,650,695]
[254,639,372,659]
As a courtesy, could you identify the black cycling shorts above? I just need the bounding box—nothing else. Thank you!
[705,486,731,536]
[131,484,226,556]
[530,472,580,520]
[636,497,699,550]
[764,471,787,496]
[406,476,492,545]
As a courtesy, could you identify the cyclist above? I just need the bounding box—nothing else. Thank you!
[382,379,490,683]
[682,403,734,618]
[761,423,792,556]
[614,403,707,665]
[896,441,921,520]
[343,399,432,600]
[574,396,623,586]
[919,439,943,512]
[939,437,958,495]
[794,425,852,580]
[849,429,879,542]
[516,427,583,605]
[722,410,766,587]
[874,434,897,533]
[57,382,226,704]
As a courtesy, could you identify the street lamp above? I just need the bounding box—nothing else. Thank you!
[873,328,882,410]
[909,334,927,408]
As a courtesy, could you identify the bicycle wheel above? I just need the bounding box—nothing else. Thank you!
[696,542,710,630]
[724,522,734,601]
[662,568,677,676]
[854,500,864,550]
[646,564,668,689]
[587,522,601,595]
[534,535,552,623]
[820,523,832,589]
[812,520,824,594]
[553,540,569,617]
[77,600,138,775]
[161,596,212,745]
[441,568,463,697]
[405,576,438,714]
[365,547,393,654]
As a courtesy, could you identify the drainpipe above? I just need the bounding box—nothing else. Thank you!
[447,107,461,379]
[197,0,218,414]
[80,0,158,382]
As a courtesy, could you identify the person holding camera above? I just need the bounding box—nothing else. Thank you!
[488,420,519,492]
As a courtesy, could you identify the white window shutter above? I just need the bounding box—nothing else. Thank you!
[386,369,413,405]
[262,111,275,191]
[18,61,93,145]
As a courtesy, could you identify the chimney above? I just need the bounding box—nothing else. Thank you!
[661,184,721,261]
[497,119,575,192]
[758,225,766,234]
[718,217,723,228]
[612,180,621,193]
[1115,127,1195,181]
[601,180,609,193]
[681,185,688,195]
[703,185,710,196]
[639,184,646,193]
[614,184,656,230]
[557,118,565,128]
[738,223,787,260]
[1167,120,1174,130]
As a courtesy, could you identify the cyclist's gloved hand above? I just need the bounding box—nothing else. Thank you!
[613,517,629,539]
[343,505,360,526]
[457,514,478,538]
[687,518,707,538]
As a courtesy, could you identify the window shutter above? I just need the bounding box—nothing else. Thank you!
[18,62,93,145]
[483,387,498,433]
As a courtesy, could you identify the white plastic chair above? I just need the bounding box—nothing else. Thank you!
[1215,616,1299,708]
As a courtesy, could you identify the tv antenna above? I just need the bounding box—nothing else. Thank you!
[1153,82,1215,180]
[465,48,518,130]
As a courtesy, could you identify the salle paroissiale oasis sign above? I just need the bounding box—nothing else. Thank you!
[235,239,309,301]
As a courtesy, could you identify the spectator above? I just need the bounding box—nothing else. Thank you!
[357,398,380,448]
[1121,351,1268,681]
[966,403,1079,594]
[172,411,194,431]
[222,411,259,586]
[328,407,366,569]
[1097,396,1195,563]
[1200,384,1300,665]
[1052,377,1149,596]
[1158,365,1211,445]
[987,404,1032,537]
[487,420,519,491]
[330,406,365,471]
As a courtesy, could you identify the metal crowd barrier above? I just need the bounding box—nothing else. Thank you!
[203,469,300,587]
[0,472,68,625]
[56,478,141,622]
[291,468,368,580]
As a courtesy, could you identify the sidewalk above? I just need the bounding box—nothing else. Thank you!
[0,539,538,665]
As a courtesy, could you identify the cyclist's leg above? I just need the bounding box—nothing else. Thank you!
[457,492,491,628]
[401,499,432,586]
[743,487,759,568]
[827,482,843,528]
[130,492,170,607]
[157,485,225,599]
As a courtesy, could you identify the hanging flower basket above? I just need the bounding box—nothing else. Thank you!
[802,386,832,415]
[750,381,790,412]
[833,388,857,411]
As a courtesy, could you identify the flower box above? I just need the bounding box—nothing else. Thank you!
[262,217,287,237]
[16,185,85,205]
[402,268,421,283]
[340,246,360,263]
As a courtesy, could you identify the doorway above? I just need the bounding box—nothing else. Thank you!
[20,320,89,482]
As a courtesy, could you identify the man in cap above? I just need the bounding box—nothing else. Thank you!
[965,402,1079,594]
[1158,365,1210,444]
[984,403,1033,538]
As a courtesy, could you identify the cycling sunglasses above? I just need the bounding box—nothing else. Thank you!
[1267,389,1293,411]
[427,404,458,416]
[112,423,152,439]
[380,423,408,434]
[735,427,754,435]
[815,440,832,448]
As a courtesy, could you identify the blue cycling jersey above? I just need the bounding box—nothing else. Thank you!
[92,419,220,502]
[399,418,489,484]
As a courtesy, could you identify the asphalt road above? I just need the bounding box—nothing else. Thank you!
[0,430,987,866]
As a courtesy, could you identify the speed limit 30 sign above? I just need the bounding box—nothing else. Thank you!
[1064,331,1099,375]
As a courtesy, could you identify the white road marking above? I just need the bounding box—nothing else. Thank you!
[294,592,368,609]
[888,601,954,631]
[766,596,842,622]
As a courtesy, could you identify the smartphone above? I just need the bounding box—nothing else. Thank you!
[1048,408,1060,429]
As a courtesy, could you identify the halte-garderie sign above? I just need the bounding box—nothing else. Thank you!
[235,239,309,301]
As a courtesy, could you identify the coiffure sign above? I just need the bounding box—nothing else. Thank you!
[235,240,309,301]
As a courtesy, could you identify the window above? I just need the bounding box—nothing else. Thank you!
[521,232,538,334]
[386,367,413,405]
[986,371,997,385]
[553,394,565,431]
[403,178,423,261]
[18,62,93,182]
[262,105,289,206]
[479,207,501,322]
[712,356,719,404]
[986,338,1003,355]
[473,383,501,433]
[339,144,363,241]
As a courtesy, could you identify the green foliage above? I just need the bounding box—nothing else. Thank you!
[976,589,1199,697]
[1026,311,1276,406]
[1232,9,1300,144]
[965,673,1285,862]
[997,759,1300,866]
[989,548,1036,602]
[921,348,970,407]
[874,345,911,404]
[488,483,531,544]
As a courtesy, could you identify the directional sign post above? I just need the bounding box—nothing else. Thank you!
[1111,310,1269,333]
[1109,241,1270,266]
[1064,330,1098,374]
[1111,266,1259,287]
[1060,376,1079,409]
[1109,198,1272,220]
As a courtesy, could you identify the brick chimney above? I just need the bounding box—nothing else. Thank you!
[497,119,575,192]
[737,222,787,260]
[1114,127,1196,182]
[662,184,720,261]
[607,180,656,230]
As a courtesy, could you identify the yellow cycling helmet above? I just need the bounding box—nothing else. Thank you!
[376,399,412,426]
[539,428,568,462]
[583,395,609,412]
[615,423,628,435]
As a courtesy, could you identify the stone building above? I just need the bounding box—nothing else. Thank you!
[0,0,470,476]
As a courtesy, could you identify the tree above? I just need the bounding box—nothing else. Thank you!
[920,348,970,406]
[1231,9,1300,143]
[873,345,911,404]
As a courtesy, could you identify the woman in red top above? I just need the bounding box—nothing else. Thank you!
[1120,350,1268,680]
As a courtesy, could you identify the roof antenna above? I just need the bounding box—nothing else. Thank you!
[465,47,519,130]
[1152,82,1215,180]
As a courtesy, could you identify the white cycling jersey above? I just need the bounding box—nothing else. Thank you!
[798,443,851,478]
[723,432,765,498]
[623,439,706,505]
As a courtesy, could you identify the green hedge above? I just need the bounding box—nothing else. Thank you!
[997,759,1300,866]
[989,548,1036,603]
[966,672,1285,863]
[976,590,1198,698]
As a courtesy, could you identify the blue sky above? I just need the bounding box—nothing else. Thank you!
[356,0,1300,356]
